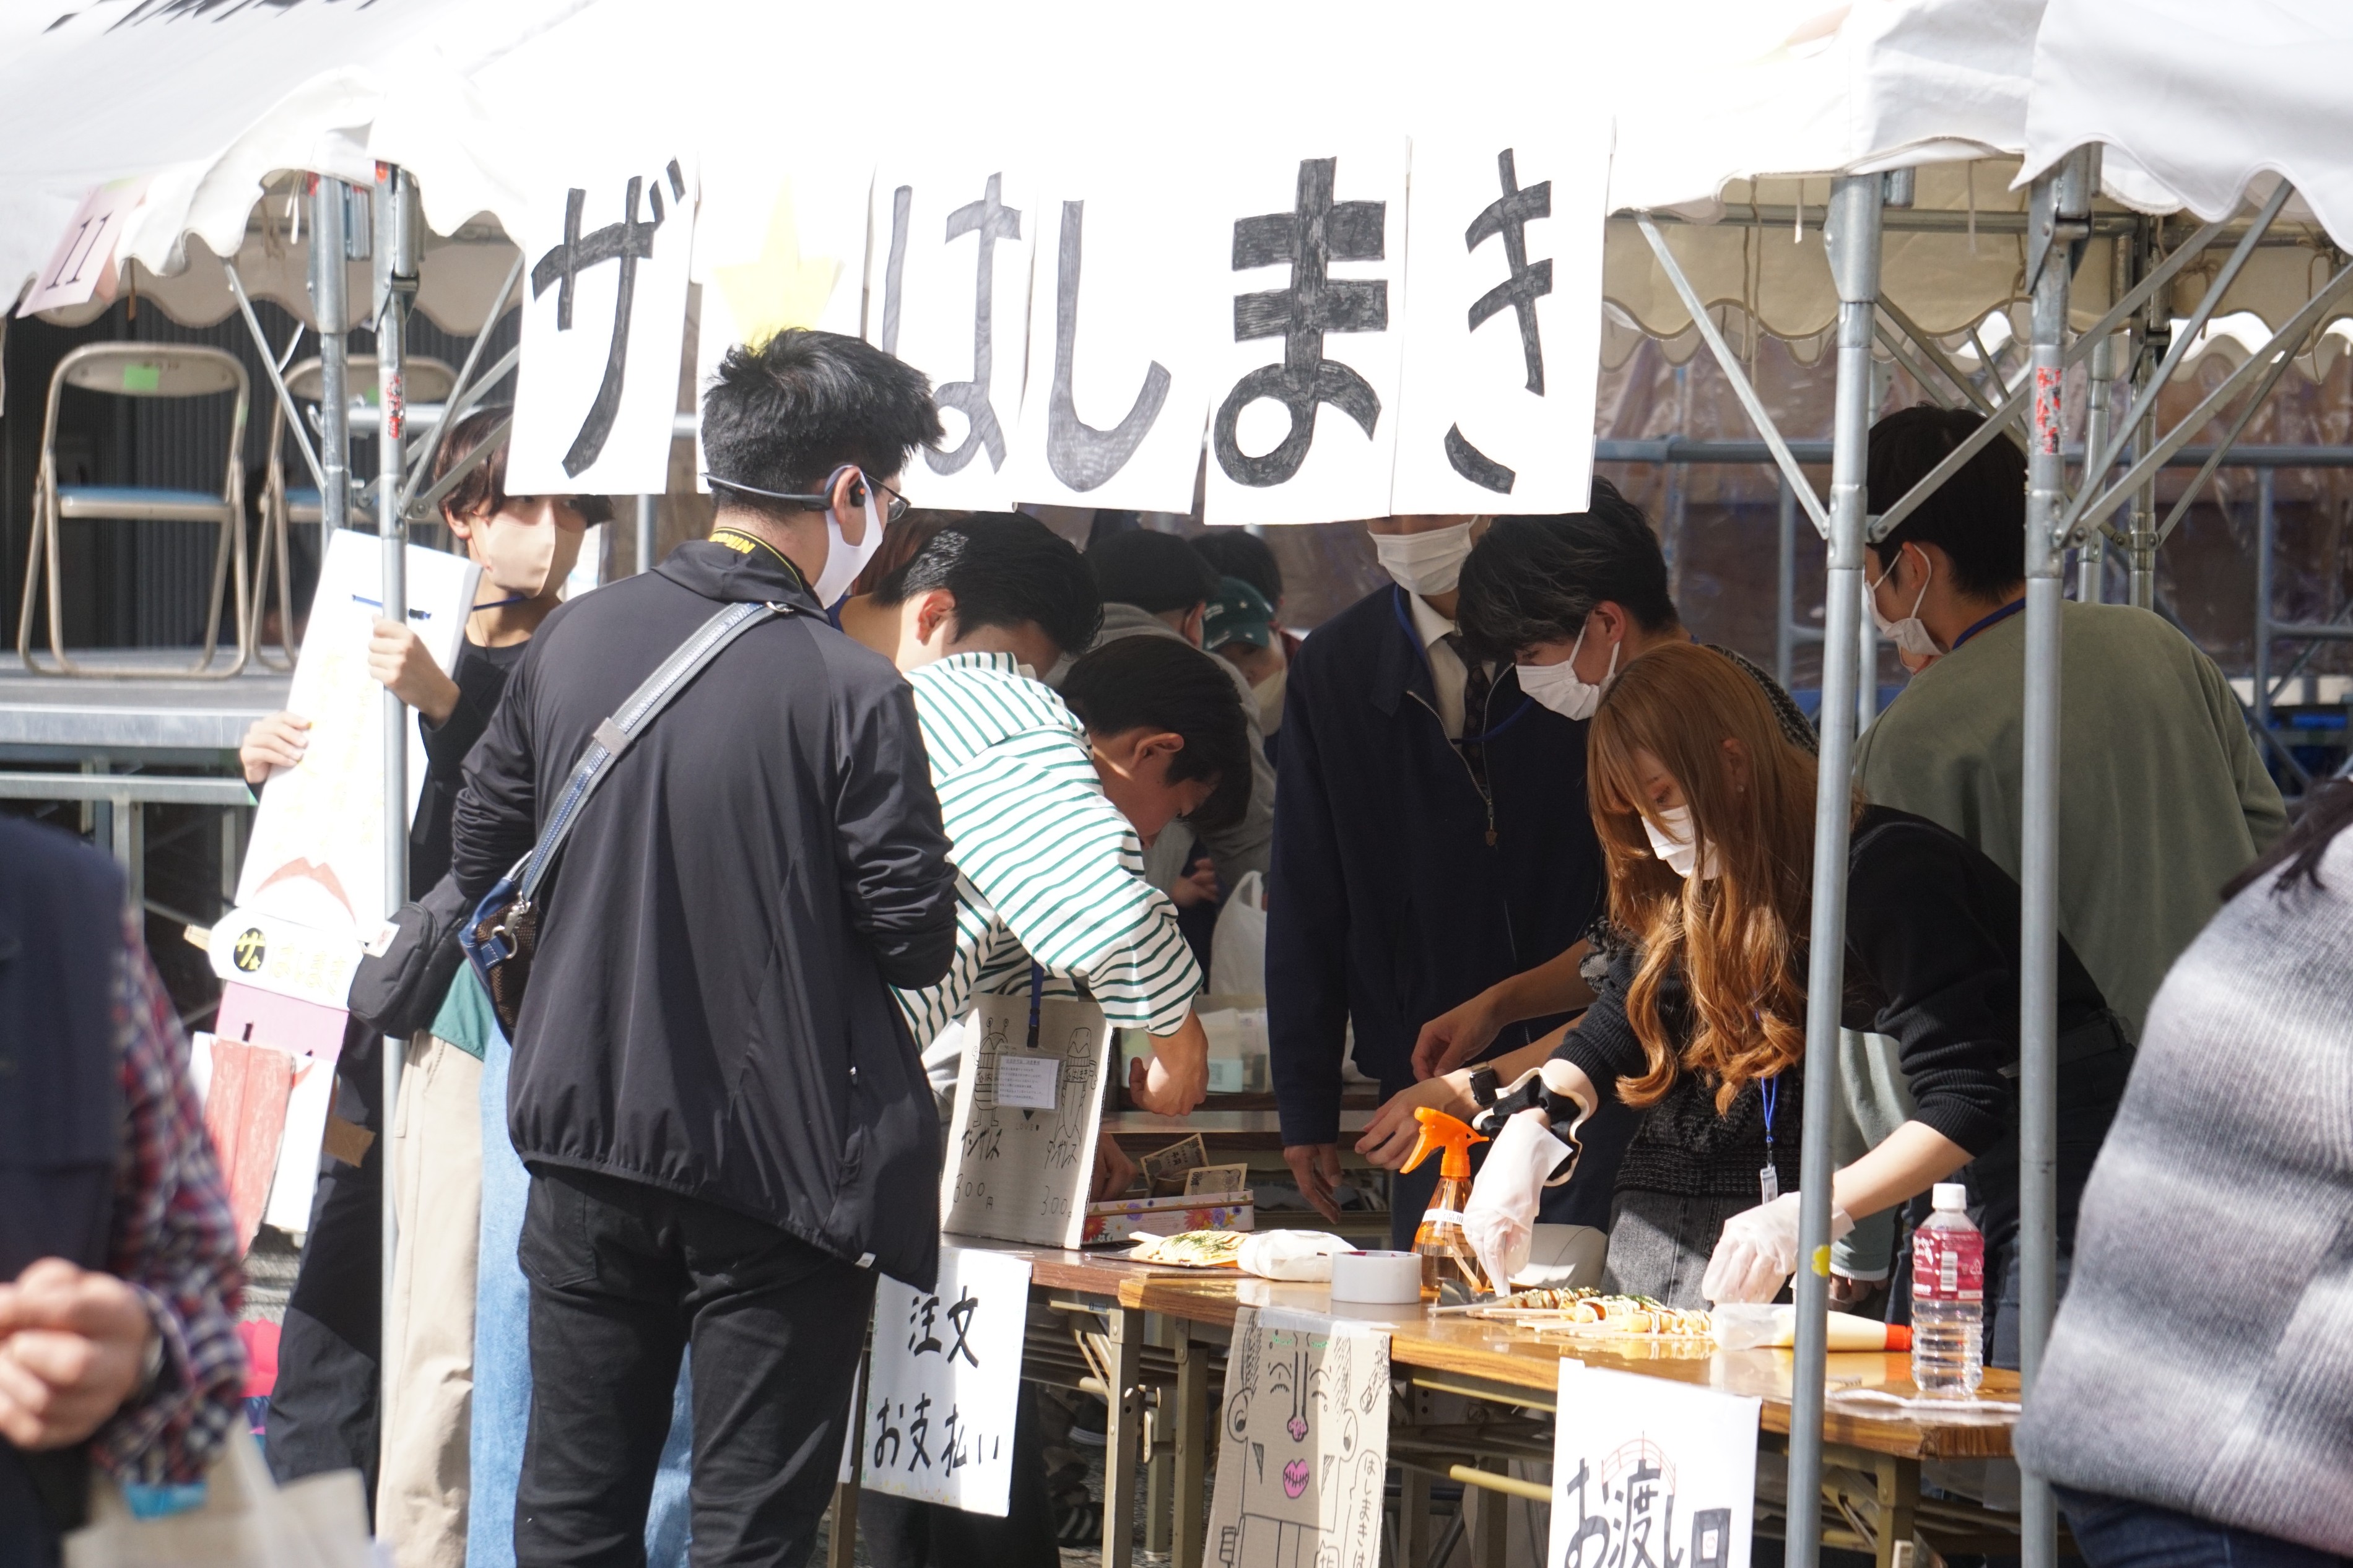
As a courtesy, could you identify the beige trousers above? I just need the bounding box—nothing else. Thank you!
[380,1033,483,1568]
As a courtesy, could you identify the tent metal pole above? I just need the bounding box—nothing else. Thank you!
[2020,146,2094,1568]
[2256,470,2277,741]
[2078,334,2116,603]
[637,493,658,573]
[309,178,350,538]
[1776,475,1797,690]
[375,163,420,1504]
[1788,168,1882,1568]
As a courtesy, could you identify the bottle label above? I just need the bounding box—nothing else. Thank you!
[1913,1225,1983,1304]
[1421,1208,1466,1226]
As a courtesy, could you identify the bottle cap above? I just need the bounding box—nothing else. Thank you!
[1931,1182,1968,1211]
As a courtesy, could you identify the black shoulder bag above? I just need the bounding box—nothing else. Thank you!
[461,599,787,1034]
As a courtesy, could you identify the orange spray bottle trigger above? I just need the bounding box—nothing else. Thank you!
[1401,1107,1488,1181]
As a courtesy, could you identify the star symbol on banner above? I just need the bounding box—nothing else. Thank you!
[714,183,842,347]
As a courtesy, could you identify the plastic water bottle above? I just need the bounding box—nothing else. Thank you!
[1910,1182,1985,1395]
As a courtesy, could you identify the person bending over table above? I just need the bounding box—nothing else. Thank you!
[1416,644,2129,1342]
[842,519,1243,1564]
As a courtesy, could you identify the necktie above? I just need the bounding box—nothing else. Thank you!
[1446,633,1494,803]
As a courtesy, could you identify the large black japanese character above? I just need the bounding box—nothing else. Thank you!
[942,1286,982,1368]
[1212,157,1388,488]
[1046,200,1170,492]
[908,1293,943,1357]
[530,160,687,477]
[1446,148,1553,496]
[879,184,913,355]
[929,173,1023,476]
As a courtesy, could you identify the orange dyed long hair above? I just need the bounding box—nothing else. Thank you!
[1585,642,1860,1112]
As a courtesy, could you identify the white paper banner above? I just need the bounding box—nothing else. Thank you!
[858,1245,1034,1516]
[509,155,697,495]
[1207,1306,1392,1567]
[690,162,869,491]
[1549,1364,1760,1568]
[867,160,1037,510]
[235,531,478,945]
[1202,141,1409,527]
[1001,157,1216,513]
[1391,124,1611,514]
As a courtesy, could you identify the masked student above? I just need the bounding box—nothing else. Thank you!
[235,408,601,1562]
[1452,644,2128,1355]
[1269,502,1621,1254]
[841,516,1245,1563]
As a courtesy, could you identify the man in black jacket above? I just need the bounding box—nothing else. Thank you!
[452,329,958,1567]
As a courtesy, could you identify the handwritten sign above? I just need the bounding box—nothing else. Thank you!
[939,988,1107,1247]
[866,158,1038,511]
[858,1244,1033,1516]
[1391,126,1610,514]
[1208,1306,1392,1568]
[232,529,477,949]
[17,176,147,318]
[510,155,697,495]
[1549,1365,1760,1568]
[1201,140,1409,527]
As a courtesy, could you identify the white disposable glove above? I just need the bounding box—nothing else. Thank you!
[1461,1110,1575,1295]
[1701,1193,1855,1306]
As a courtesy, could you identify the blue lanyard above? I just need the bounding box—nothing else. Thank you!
[1952,598,2025,648]
[1389,587,1534,745]
[1759,1073,1780,1158]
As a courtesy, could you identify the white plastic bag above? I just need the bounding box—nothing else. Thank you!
[1235,1229,1349,1281]
[1209,870,1268,997]
[67,1431,373,1568]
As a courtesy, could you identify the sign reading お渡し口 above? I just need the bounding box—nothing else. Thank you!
[1549,1363,1760,1568]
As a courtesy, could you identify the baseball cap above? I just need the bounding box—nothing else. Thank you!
[1202,576,1275,651]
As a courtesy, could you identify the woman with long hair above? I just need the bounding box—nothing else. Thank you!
[1450,642,2129,1318]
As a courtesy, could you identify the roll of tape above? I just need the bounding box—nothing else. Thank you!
[1328,1249,1423,1305]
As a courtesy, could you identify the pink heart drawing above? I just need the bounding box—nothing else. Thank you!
[1282,1458,1310,1499]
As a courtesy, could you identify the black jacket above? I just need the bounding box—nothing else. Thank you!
[409,638,524,892]
[452,537,958,1286]
[1268,584,1609,1146]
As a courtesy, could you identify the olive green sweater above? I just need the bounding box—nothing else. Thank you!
[1852,600,2284,1042]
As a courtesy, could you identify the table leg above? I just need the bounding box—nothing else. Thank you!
[1103,1306,1144,1568]
[1173,1333,1207,1568]
[1474,1459,1508,1568]
[1401,1468,1432,1568]
[827,1345,868,1568]
[1874,1454,1920,1568]
[1146,1391,1173,1557]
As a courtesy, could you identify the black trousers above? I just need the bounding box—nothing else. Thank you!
[266,1044,381,1501]
[857,1383,1059,1568]
[516,1166,874,1568]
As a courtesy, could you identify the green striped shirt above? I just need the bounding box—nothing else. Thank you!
[893,652,1201,1054]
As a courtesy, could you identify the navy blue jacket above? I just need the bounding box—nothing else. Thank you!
[1269,585,1609,1148]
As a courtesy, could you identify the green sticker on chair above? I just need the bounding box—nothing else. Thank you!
[121,363,160,392]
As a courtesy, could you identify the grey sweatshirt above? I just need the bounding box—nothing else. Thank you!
[2014,831,2353,1551]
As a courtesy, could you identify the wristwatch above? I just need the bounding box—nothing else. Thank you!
[1468,1065,1501,1109]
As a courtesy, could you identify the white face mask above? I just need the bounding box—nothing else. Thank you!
[811,472,887,608]
[1372,522,1474,596]
[1515,624,1619,721]
[1868,547,1941,662]
[1642,803,1721,881]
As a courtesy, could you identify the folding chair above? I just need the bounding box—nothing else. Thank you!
[250,354,457,669]
[18,344,252,677]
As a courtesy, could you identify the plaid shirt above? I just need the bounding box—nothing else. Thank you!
[90,916,245,1484]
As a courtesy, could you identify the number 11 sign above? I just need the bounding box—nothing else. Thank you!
[17,176,149,318]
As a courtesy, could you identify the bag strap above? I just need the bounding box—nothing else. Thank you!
[516,599,786,902]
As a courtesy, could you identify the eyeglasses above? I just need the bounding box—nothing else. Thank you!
[703,466,910,525]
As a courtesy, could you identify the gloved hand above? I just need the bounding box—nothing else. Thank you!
[1461,1109,1576,1296]
[1700,1193,1855,1306]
